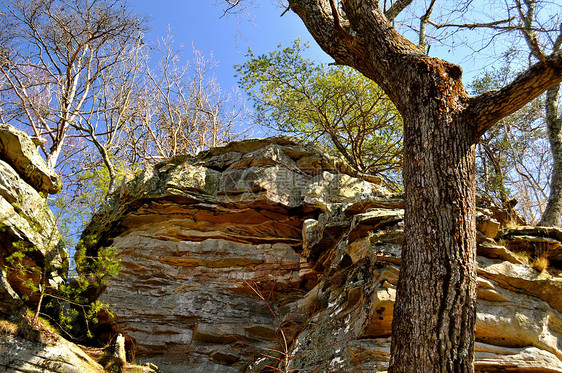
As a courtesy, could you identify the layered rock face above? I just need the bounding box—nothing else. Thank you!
[0,124,105,373]
[0,123,65,311]
[86,136,384,372]
[87,136,562,372]
[0,332,104,373]
[281,202,562,373]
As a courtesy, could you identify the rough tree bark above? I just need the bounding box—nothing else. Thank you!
[283,0,562,371]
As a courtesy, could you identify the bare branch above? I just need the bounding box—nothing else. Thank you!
[384,0,414,22]
[470,50,562,137]
[419,0,437,52]
[428,17,517,30]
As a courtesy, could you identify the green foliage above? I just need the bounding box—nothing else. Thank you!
[2,202,121,341]
[53,237,120,339]
[74,239,121,288]
[236,39,403,190]
[5,243,40,302]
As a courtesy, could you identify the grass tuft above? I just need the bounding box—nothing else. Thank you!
[531,257,549,273]
[0,320,19,336]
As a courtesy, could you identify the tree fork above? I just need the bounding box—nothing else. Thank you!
[282,0,562,371]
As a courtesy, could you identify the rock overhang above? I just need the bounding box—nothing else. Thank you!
[80,135,562,372]
[82,135,390,254]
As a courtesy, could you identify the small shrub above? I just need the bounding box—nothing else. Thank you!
[4,233,120,341]
[0,320,19,336]
[531,257,549,273]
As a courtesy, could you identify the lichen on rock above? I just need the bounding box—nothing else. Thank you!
[0,124,62,195]
[79,136,562,372]
[0,123,67,306]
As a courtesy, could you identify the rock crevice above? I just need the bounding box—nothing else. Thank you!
[83,136,562,372]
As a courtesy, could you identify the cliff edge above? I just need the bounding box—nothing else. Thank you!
[83,136,562,373]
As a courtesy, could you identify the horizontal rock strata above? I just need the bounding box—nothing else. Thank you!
[86,136,562,372]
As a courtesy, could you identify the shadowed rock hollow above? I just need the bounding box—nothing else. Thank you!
[78,136,562,372]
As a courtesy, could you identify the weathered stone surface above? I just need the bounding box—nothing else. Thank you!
[285,252,562,373]
[102,236,299,370]
[0,125,116,372]
[475,343,562,372]
[477,211,500,239]
[0,124,61,194]
[0,333,103,373]
[477,257,562,315]
[502,226,562,264]
[0,267,24,315]
[0,158,65,305]
[0,159,61,256]
[477,243,526,265]
[348,208,404,242]
[282,206,562,373]
[87,136,562,372]
[83,136,388,372]
[344,196,404,216]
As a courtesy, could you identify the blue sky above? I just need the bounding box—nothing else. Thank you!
[129,1,504,97]
[131,1,330,93]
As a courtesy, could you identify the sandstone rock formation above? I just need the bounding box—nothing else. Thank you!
[0,124,61,195]
[0,332,104,373]
[85,136,562,372]
[0,123,66,306]
[0,124,101,373]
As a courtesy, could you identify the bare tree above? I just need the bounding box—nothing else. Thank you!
[222,0,562,371]
[0,0,144,171]
[516,0,562,226]
[118,31,248,165]
[470,64,548,223]
[0,0,245,200]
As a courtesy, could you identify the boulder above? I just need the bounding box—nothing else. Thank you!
[0,126,65,310]
[0,159,61,256]
[0,332,103,373]
[0,124,61,195]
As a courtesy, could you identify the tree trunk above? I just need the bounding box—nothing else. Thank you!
[282,1,562,371]
[46,143,62,170]
[389,63,477,373]
[539,85,562,226]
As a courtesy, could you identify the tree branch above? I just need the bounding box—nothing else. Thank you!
[329,0,353,43]
[469,50,562,138]
[384,0,413,22]
[288,0,422,108]
[515,0,545,62]
[419,0,436,52]
[428,17,517,30]
[287,0,356,64]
